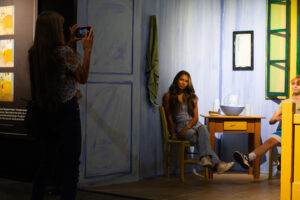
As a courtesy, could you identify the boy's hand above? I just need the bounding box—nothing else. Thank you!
[269,112,281,124]
[273,115,282,121]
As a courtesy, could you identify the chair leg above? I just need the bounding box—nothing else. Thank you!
[179,143,185,182]
[208,168,213,180]
[204,167,209,181]
[268,147,273,180]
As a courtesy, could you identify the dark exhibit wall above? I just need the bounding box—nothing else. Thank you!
[0,0,77,181]
[38,0,77,43]
[0,0,76,135]
[0,0,38,181]
[0,0,35,134]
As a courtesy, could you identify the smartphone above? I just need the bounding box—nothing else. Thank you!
[75,26,92,38]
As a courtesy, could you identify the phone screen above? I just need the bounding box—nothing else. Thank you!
[76,26,91,38]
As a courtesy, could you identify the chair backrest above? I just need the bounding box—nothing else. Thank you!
[281,102,300,200]
[160,106,170,142]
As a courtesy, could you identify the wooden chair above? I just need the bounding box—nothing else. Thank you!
[159,106,209,182]
[268,144,281,180]
[281,102,300,200]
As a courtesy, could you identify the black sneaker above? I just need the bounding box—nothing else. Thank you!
[233,151,250,169]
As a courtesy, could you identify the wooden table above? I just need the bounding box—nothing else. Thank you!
[200,114,265,179]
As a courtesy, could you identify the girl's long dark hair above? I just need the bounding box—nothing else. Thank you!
[168,70,197,116]
[28,11,65,111]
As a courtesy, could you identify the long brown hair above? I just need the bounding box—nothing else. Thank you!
[28,11,65,111]
[168,70,197,116]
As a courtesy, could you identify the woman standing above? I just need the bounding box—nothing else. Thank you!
[163,70,234,173]
[29,11,93,200]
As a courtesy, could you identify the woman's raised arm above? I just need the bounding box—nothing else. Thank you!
[74,30,94,84]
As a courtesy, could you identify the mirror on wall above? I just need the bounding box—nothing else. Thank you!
[233,31,253,71]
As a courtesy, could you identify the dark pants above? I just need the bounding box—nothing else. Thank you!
[31,98,81,200]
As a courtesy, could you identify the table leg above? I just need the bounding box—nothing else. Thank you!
[208,119,216,150]
[248,133,254,175]
[253,119,261,179]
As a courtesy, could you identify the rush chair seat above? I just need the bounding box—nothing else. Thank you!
[159,106,209,182]
[268,144,281,180]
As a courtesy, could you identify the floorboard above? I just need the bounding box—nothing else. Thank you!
[85,173,280,200]
[0,173,280,200]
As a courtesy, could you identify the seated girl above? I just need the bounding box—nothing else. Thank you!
[163,70,234,173]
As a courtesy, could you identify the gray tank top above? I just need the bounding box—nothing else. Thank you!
[173,103,192,124]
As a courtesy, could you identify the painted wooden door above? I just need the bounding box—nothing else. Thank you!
[77,0,141,185]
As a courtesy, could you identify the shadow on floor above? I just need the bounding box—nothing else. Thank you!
[0,178,143,200]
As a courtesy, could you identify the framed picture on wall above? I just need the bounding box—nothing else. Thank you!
[0,5,14,35]
[233,31,253,70]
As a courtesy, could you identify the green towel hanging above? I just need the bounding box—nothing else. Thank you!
[146,15,159,106]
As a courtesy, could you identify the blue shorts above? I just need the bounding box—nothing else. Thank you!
[273,130,281,137]
[270,129,281,143]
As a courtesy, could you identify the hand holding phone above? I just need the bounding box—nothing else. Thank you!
[81,28,94,52]
[75,26,92,38]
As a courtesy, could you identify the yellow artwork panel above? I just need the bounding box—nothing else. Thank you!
[0,39,13,67]
[0,72,13,102]
[0,6,14,35]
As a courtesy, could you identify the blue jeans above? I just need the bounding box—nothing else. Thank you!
[176,122,221,166]
[31,98,81,200]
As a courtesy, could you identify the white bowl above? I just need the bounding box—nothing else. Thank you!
[220,105,245,116]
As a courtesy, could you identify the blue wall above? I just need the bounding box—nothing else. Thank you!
[219,0,277,173]
[77,0,280,187]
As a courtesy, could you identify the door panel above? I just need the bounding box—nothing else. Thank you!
[88,0,133,74]
[85,83,132,177]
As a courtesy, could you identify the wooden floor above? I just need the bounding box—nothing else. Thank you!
[0,178,134,200]
[85,173,280,200]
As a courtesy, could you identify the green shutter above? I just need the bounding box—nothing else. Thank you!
[266,0,290,97]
